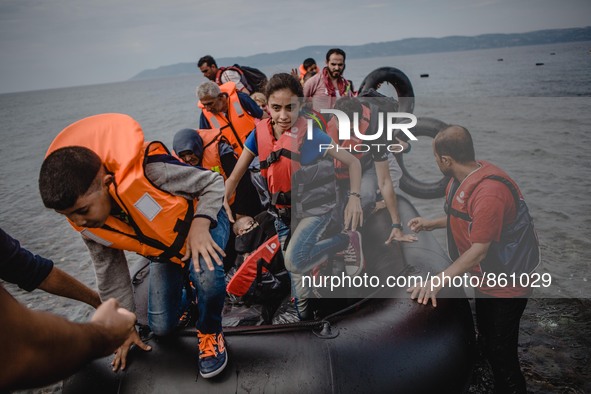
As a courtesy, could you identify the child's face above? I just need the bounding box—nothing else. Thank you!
[268,88,300,133]
[57,172,113,228]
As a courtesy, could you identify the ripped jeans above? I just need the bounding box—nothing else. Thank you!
[148,209,229,336]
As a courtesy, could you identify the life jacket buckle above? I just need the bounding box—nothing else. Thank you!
[267,150,281,165]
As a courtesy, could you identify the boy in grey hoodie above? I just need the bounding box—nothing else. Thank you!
[38,113,229,379]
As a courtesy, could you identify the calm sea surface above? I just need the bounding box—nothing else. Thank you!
[1,41,590,322]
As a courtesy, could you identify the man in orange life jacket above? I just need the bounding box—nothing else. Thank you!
[407,125,534,394]
[197,81,263,156]
[38,114,230,379]
[198,55,249,93]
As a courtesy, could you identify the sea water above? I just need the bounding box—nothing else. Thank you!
[1,41,590,321]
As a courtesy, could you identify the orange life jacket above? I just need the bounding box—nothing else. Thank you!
[46,113,195,266]
[256,117,335,218]
[197,129,228,179]
[326,103,373,179]
[198,82,256,155]
[196,129,236,205]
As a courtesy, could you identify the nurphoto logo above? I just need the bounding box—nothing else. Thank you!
[310,109,418,153]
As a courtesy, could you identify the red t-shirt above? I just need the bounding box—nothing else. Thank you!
[449,169,530,297]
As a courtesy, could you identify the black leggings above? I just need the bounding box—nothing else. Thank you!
[475,296,528,394]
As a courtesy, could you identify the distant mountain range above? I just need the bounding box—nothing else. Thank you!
[130,26,591,80]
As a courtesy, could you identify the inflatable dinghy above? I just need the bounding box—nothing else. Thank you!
[63,196,475,394]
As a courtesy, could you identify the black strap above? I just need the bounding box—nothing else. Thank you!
[271,191,291,206]
[445,179,461,260]
[260,148,300,169]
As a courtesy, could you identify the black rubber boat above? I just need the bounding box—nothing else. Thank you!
[63,196,475,394]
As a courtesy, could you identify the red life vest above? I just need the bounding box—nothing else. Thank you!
[226,235,280,296]
[198,82,257,155]
[327,103,373,179]
[444,161,539,295]
[46,113,196,266]
[256,117,336,218]
[444,161,519,256]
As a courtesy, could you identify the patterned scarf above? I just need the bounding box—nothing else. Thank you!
[321,67,350,97]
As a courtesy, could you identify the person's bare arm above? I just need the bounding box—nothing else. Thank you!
[38,266,101,308]
[224,148,256,223]
[374,160,417,244]
[327,141,363,230]
[0,285,135,391]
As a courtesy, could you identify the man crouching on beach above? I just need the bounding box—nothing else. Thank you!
[38,113,230,379]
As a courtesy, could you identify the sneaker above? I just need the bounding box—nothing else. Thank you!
[197,331,228,378]
[344,230,365,276]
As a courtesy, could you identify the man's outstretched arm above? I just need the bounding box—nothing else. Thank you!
[0,284,135,391]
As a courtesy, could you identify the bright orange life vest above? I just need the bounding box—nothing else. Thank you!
[46,113,195,266]
[198,82,256,155]
[196,129,236,205]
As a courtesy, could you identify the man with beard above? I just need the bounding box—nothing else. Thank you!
[304,48,353,111]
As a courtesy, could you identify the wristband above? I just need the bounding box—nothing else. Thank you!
[391,223,403,230]
[347,191,361,198]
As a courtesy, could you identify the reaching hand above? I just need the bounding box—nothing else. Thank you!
[111,326,151,372]
[407,277,443,307]
[385,228,418,244]
[407,217,432,233]
[90,298,136,356]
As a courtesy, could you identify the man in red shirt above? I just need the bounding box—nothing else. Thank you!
[407,125,533,394]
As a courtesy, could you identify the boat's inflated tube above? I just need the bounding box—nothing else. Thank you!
[63,196,475,394]
[359,67,415,114]
[397,117,450,199]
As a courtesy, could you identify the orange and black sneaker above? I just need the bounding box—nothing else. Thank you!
[197,330,228,378]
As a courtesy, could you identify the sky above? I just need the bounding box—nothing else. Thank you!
[0,0,590,94]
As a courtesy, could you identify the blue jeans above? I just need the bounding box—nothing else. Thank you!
[275,214,348,298]
[148,209,229,336]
